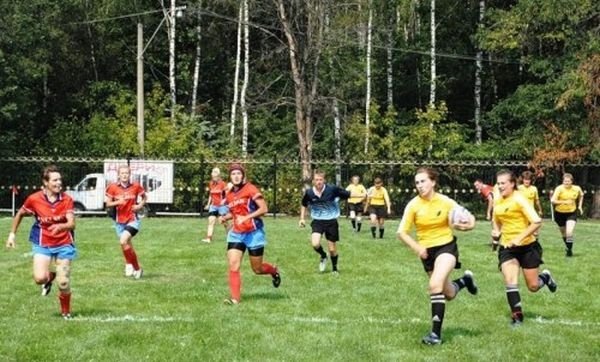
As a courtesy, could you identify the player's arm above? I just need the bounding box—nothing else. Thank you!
[384,189,391,214]
[550,187,568,205]
[299,205,308,227]
[219,211,233,224]
[577,188,584,214]
[6,207,29,248]
[337,186,351,200]
[397,205,427,259]
[104,191,124,208]
[132,190,148,212]
[48,212,76,235]
[363,191,371,213]
[508,198,542,247]
[485,195,493,221]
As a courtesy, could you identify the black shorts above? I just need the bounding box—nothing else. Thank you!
[311,219,340,242]
[421,238,461,273]
[554,211,577,227]
[369,205,387,219]
[348,202,364,214]
[498,241,544,269]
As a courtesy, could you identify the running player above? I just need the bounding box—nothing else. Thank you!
[300,170,351,274]
[220,163,280,305]
[550,173,584,257]
[474,179,495,221]
[345,175,367,232]
[202,167,230,243]
[105,165,146,279]
[5,165,76,319]
[518,171,543,217]
[493,169,557,326]
[397,167,478,345]
[364,177,391,239]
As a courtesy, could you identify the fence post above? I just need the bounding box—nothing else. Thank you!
[272,153,277,218]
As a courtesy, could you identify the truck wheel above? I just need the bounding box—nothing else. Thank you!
[74,203,86,212]
[137,205,150,218]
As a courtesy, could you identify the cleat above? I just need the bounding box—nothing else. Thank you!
[421,332,442,345]
[332,270,339,276]
[125,264,134,277]
[463,270,478,295]
[202,237,212,243]
[62,313,72,320]
[224,298,240,305]
[132,268,143,280]
[542,269,557,293]
[272,271,281,288]
[319,257,328,273]
[510,319,523,328]
[565,249,573,257]
[41,272,55,296]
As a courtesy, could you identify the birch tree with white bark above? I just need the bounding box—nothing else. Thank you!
[240,0,250,157]
[364,1,373,154]
[230,2,243,139]
[474,0,485,145]
[191,0,202,120]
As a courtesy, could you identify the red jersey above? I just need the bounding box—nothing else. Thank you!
[209,180,227,206]
[479,184,494,201]
[21,191,74,247]
[225,182,264,233]
[105,182,146,224]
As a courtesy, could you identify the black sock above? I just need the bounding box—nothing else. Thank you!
[379,228,385,238]
[351,219,356,230]
[562,236,567,246]
[371,226,376,238]
[538,273,549,289]
[566,237,573,250]
[452,277,466,293]
[314,246,327,259]
[331,254,338,271]
[357,222,362,232]
[430,293,445,337]
[506,284,523,321]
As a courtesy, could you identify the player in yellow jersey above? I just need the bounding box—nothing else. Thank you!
[517,171,543,216]
[550,173,583,257]
[397,168,478,345]
[345,175,367,232]
[364,178,391,239]
[493,169,557,327]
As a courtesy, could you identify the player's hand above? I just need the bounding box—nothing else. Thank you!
[538,210,543,217]
[131,204,142,212]
[298,219,306,228]
[6,232,16,248]
[578,206,584,215]
[236,215,249,225]
[417,247,428,260]
[486,213,492,221]
[48,224,63,235]
[218,216,227,224]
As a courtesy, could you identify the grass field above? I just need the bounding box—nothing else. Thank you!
[1,215,599,361]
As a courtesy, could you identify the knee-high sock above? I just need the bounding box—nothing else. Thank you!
[314,245,327,259]
[430,293,446,337]
[379,227,385,238]
[566,236,573,251]
[331,254,339,271]
[229,270,241,301]
[351,219,356,230]
[506,284,523,321]
[122,245,140,270]
[371,226,377,238]
[59,292,71,315]
[260,263,277,275]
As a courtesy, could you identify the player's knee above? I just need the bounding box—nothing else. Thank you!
[33,275,47,285]
[56,265,71,292]
[251,264,262,274]
[428,281,444,294]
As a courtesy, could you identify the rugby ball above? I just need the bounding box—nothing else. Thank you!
[449,205,473,225]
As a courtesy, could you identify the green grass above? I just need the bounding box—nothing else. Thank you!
[1,216,599,361]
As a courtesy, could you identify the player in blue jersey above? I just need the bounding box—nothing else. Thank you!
[299,170,352,274]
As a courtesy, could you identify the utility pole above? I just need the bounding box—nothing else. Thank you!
[137,23,144,157]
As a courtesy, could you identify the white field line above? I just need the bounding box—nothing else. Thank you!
[72,315,194,323]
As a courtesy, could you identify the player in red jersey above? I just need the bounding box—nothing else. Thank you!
[474,179,495,221]
[105,165,146,279]
[219,163,280,305]
[5,165,76,319]
[202,167,230,243]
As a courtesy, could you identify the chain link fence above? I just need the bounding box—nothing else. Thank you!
[1,156,598,218]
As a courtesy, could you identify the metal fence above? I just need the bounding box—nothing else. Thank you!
[1,156,598,218]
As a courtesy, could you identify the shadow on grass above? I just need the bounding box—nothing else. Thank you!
[438,326,483,343]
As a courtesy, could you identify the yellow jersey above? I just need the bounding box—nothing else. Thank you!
[397,193,456,248]
[552,185,582,213]
[517,184,539,208]
[346,184,367,204]
[367,186,389,206]
[493,192,540,247]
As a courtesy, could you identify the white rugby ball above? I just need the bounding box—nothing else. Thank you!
[449,205,472,225]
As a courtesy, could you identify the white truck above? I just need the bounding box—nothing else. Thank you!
[66,159,174,214]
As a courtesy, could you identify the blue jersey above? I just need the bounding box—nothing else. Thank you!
[301,184,350,220]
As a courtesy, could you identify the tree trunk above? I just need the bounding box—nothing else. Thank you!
[85,0,99,82]
[240,0,250,158]
[428,0,436,156]
[191,0,202,120]
[230,3,243,139]
[163,0,177,121]
[364,2,373,154]
[334,98,342,186]
[474,0,484,145]
[386,10,394,110]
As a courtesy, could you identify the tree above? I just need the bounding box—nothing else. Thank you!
[240,0,250,157]
[190,0,202,120]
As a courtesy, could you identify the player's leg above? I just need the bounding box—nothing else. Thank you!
[423,253,456,345]
[356,209,363,232]
[119,222,142,278]
[325,221,340,273]
[203,215,217,243]
[55,258,73,319]
[369,211,377,238]
[564,218,576,256]
[521,242,557,293]
[310,221,328,272]
[226,243,244,304]
[33,251,55,296]
[247,229,280,287]
[501,258,523,325]
[378,216,385,238]
[349,207,357,231]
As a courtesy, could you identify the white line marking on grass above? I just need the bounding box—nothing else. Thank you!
[531,316,600,327]
[72,315,194,323]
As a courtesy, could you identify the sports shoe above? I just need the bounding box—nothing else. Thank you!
[463,270,478,295]
[332,270,339,276]
[62,313,72,320]
[542,269,557,293]
[132,268,143,280]
[125,264,134,277]
[566,248,573,257]
[41,272,55,296]
[421,332,442,345]
[272,271,281,288]
[224,298,240,305]
[319,257,328,273]
[202,237,212,243]
[510,319,523,328]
